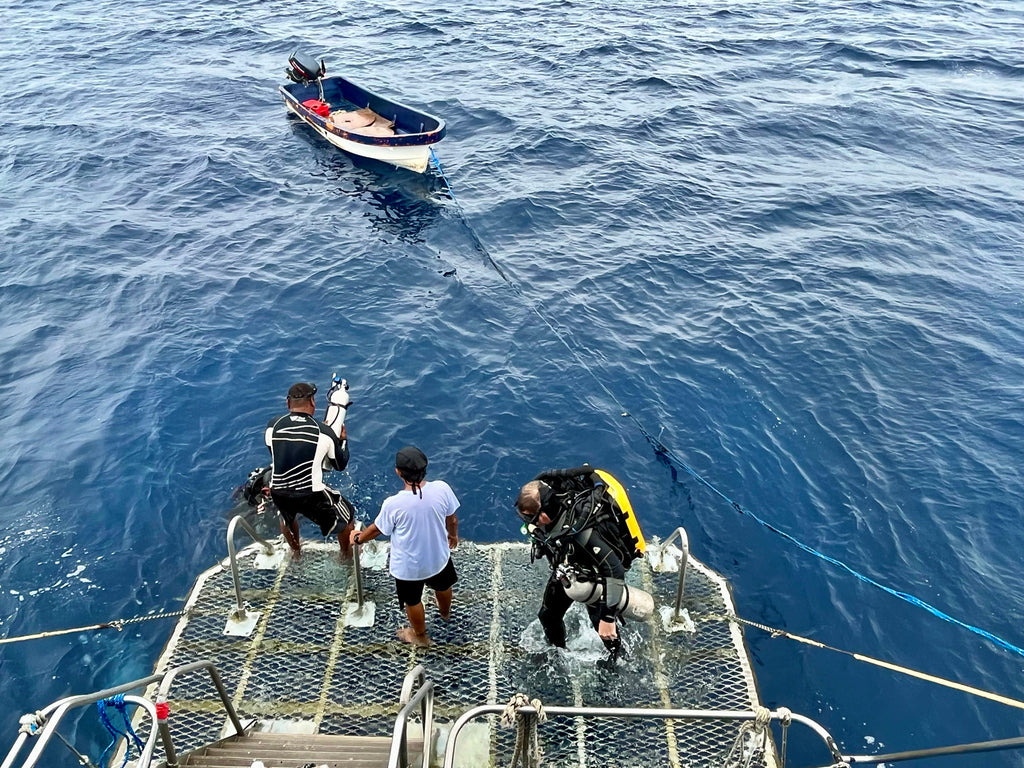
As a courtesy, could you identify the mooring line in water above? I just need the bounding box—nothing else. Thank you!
[0,609,189,645]
[721,613,1024,711]
[427,154,1024,661]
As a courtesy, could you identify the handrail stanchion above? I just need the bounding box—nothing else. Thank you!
[226,515,274,622]
[155,693,179,768]
[660,527,690,621]
[353,521,365,610]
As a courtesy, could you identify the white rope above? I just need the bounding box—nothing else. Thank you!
[500,693,546,768]
[724,706,772,768]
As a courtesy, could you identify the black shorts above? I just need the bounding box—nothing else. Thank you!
[395,557,458,608]
[272,488,354,537]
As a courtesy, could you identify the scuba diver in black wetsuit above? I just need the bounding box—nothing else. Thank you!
[515,465,652,659]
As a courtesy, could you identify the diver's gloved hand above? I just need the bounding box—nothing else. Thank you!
[600,635,622,669]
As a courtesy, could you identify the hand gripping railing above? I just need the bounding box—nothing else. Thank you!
[660,526,690,621]
[442,704,845,768]
[1,660,243,768]
[389,665,435,768]
[226,514,275,622]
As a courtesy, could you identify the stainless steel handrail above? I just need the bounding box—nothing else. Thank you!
[660,526,690,620]
[109,696,161,768]
[441,704,843,768]
[2,661,245,768]
[1,674,165,768]
[157,660,246,739]
[389,666,434,768]
[226,514,275,621]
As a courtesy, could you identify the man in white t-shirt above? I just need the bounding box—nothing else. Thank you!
[350,446,459,645]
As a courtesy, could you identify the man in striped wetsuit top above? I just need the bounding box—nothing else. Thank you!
[265,381,355,559]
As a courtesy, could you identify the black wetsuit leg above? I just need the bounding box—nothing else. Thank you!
[538,574,573,647]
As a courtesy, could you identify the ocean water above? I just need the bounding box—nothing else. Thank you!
[1,0,1023,764]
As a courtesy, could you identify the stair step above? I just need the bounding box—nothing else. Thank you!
[185,758,418,768]
[181,733,422,768]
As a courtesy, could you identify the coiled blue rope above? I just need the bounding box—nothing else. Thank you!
[97,694,145,768]
[426,152,1024,660]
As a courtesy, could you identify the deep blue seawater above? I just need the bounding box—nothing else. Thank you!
[2,0,1023,764]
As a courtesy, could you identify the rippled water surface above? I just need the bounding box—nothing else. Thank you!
[2,0,1023,764]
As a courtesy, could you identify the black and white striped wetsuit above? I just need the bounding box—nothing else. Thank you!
[265,411,352,535]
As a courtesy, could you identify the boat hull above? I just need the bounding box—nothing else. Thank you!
[279,75,446,174]
[283,99,433,173]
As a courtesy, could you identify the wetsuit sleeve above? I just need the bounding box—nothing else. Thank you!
[319,419,349,471]
[329,433,349,471]
[576,527,626,622]
[265,416,277,454]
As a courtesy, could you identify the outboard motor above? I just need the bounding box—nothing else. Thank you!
[286,51,326,84]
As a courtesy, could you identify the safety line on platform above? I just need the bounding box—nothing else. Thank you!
[426,151,1024,662]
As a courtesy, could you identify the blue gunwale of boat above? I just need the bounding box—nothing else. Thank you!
[280,75,446,148]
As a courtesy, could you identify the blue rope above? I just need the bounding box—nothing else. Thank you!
[429,160,1024,661]
[96,694,145,768]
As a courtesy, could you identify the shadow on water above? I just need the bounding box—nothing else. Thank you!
[287,119,451,244]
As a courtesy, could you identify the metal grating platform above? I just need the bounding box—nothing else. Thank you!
[144,538,774,768]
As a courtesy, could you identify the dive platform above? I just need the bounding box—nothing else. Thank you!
[139,533,776,767]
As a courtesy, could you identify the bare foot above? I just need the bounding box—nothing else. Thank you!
[338,549,353,564]
[396,627,430,646]
[289,546,302,559]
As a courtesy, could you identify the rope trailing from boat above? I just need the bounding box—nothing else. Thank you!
[500,693,546,768]
[720,613,1024,711]
[427,152,1024,663]
[724,706,772,768]
[0,609,188,645]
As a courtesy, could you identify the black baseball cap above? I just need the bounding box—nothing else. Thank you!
[287,382,317,400]
[395,445,428,473]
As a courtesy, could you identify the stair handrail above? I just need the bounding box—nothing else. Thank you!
[157,660,246,738]
[2,660,245,768]
[226,514,275,621]
[2,677,163,768]
[442,703,843,768]
[389,665,434,768]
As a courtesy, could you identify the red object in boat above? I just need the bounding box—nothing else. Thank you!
[301,99,330,117]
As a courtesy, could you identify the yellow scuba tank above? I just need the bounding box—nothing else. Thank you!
[593,470,646,558]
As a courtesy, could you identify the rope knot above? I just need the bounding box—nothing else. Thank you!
[501,693,546,767]
[500,693,546,727]
[18,712,46,736]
